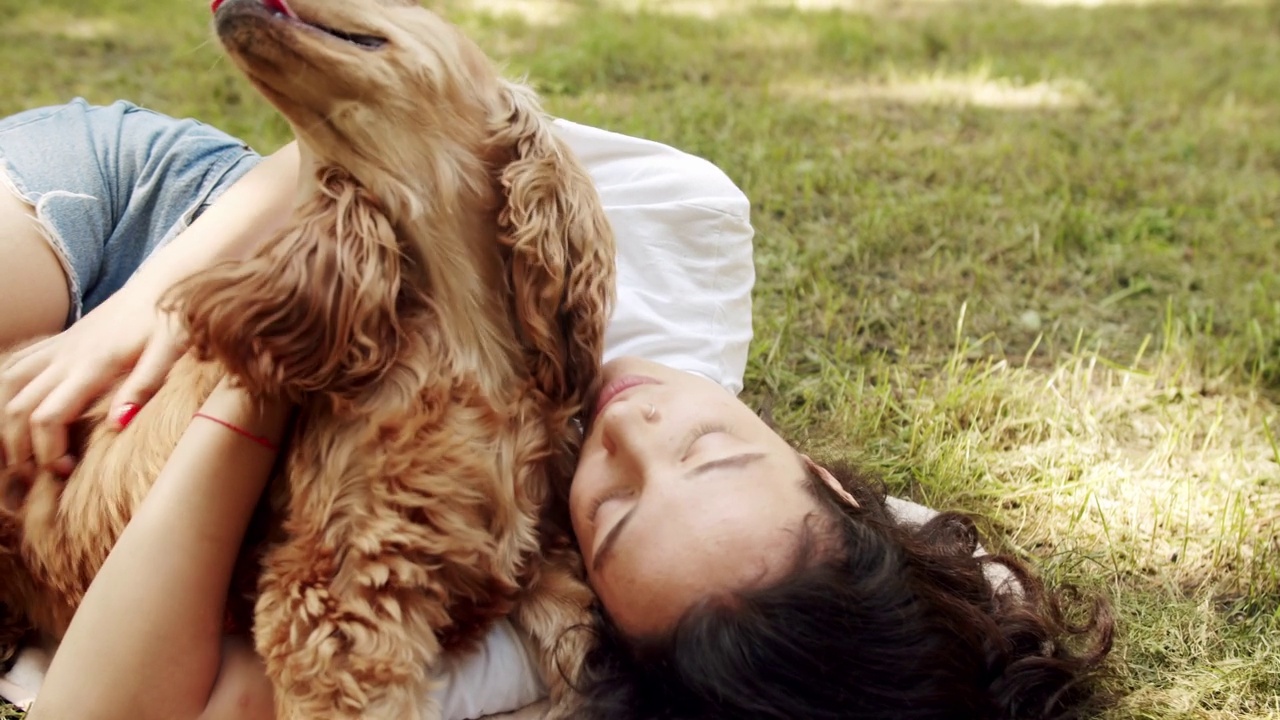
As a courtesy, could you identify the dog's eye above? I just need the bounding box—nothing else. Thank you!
[326,28,387,50]
[311,22,388,50]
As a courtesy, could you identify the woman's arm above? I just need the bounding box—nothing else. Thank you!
[1,140,304,471]
[26,381,290,720]
[128,141,304,298]
[103,139,307,410]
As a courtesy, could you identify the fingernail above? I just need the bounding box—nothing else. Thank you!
[114,403,141,430]
[52,455,78,477]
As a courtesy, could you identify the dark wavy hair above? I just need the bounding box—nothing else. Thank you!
[572,461,1114,720]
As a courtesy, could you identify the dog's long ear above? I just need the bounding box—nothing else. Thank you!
[491,83,617,414]
[167,167,405,406]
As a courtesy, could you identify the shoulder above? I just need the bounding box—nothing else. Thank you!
[551,119,749,218]
[549,119,755,396]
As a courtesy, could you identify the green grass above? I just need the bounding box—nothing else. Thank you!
[3,0,1280,716]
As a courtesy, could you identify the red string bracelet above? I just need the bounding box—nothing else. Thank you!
[192,412,280,453]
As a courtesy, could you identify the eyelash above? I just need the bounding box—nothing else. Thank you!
[681,422,729,459]
[589,488,634,522]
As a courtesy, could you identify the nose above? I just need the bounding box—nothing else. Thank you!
[598,399,661,459]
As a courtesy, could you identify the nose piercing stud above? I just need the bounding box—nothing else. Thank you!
[644,403,657,420]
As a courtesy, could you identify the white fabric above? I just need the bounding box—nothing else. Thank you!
[560,119,756,395]
[428,620,546,719]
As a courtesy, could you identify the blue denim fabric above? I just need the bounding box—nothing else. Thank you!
[0,98,263,324]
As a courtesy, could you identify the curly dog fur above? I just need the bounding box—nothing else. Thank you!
[0,1,616,717]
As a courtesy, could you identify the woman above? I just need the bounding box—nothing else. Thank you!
[0,100,1113,720]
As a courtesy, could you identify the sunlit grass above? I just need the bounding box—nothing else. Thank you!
[783,68,1100,109]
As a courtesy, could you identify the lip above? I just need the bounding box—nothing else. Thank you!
[594,375,659,417]
[213,0,386,48]
[213,0,295,15]
[263,0,295,16]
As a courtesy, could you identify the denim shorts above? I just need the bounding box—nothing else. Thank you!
[0,98,264,325]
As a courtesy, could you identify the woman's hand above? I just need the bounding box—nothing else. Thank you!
[26,376,289,720]
[0,276,188,471]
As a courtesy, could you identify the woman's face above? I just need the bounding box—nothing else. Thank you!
[569,357,837,637]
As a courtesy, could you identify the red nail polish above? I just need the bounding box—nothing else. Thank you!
[114,403,141,430]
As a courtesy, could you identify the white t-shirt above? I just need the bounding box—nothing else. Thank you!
[428,119,757,719]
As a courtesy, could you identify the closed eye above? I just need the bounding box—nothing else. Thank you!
[690,452,767,477]
[588,487,634,523]
[680,422,729,460]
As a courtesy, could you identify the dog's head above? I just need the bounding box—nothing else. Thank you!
[214,0,501,222]
[199,0,616,422]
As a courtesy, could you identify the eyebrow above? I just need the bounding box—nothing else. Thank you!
[690,452,767,477]
[591,453,769,573]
